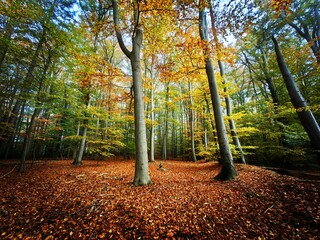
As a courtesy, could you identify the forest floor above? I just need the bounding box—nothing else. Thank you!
[0,158,319,239]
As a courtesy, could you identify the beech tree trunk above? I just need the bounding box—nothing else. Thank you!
[73,119,88,165]
[162,84,169,160]
[19,108,40,172]
[18,29,47,172]
[199,8,237,180]
[259,47,280,107]
[112,0,151,186]
[272,36,320,157]
[218,60,246,164]
[188,80,197,162]
[73,91,90,165]
[150,76,155,162]
[131,29,152,185]
[208,4,246,164]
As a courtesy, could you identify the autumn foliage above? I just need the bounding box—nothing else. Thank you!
[272,0,292,12]
[0,158,319,239]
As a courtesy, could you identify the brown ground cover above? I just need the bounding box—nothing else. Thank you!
[0,158,319,239]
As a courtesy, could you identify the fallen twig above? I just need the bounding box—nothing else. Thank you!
[264,204,274,214]
[0,165,18,179]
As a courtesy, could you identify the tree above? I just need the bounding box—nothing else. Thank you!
[209,3,246,164]
[272,36,320,158]
[112,0,152,186]
[199,2,237,180]
[279,0,320,64]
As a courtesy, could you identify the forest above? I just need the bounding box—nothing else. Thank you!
[0,0,320,238]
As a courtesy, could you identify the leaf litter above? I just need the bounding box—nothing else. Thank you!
[0,159,319,239]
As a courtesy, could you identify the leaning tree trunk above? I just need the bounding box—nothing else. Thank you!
[199,7,237,180]
[208,2,245,164]
[259,47,280,107]
[112,0,151,186]
[218,60,246,164]
[272,36,320,157]
[18,29,47,172]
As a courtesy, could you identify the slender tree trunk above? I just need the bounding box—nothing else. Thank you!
[112,0,152,186]
[18,28,47,171]
[188,80,197,162]
[218,61,246,164]
[199,7,237,180]
[131,29,152,185]
[171,109,177,158]
[144,57,156,162]
[19,54,51,171]
[272,36,320,156]
[162,84,169,160]
[259,47,280,106]
[73,122,80,160]
[73,95,90,165]
[73,121,88,165]
[149,77,155,162]
[19,108,40,172]
[203,93,217,145]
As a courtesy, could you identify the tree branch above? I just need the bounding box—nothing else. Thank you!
[111,0,131,58]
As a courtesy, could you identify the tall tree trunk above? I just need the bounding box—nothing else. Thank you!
[218,61,246,164]
[149,76,155,162]
[73,120,88,165]
[19,53,51,172]
[73,93,90,165]
[144,57,156,162]
[210,0,246,163]
[112,0,151,186]
[259,47,280,107]
[203,93,217,145]
[19,108,40,172]
[73,122,81,160]
[162,83,169,160]
[272,36,320,156]
[171,109,177,158]
[18,28,47,171]
[188,80,197,162]
[199,6,237,180]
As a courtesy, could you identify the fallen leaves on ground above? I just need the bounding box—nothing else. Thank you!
[0,159,319,239]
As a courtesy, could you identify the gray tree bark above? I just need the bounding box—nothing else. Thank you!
[112,0,151,186]
[219,61,246,164]
[18,28,47,172]
[162,83,169,161]
[199,7,237,180]
[188,80,197,162]
[150,74,155,162]
[272,36,320,157]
